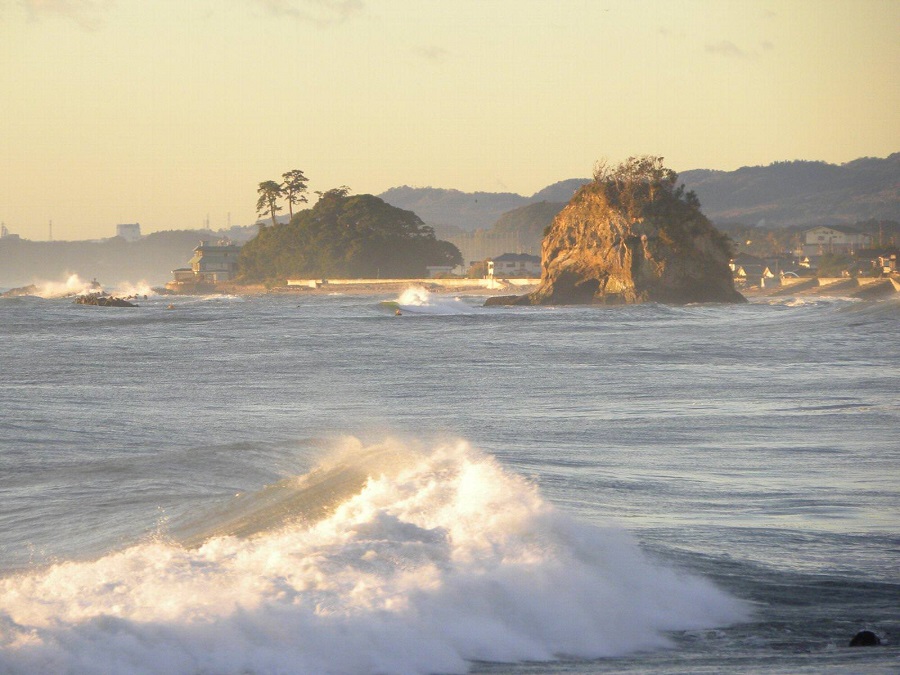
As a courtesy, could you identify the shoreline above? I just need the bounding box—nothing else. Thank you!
[214,277,900,299]
[175,276,899,301]
[166,278,541,297]
[739,276,899,300]
[6,277,896,302]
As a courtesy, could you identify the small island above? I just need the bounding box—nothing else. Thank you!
[487,157,745,306]
[238,186,462,283]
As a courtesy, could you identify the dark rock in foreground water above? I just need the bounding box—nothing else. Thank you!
[849,630,881,647]
[486,156,745,307]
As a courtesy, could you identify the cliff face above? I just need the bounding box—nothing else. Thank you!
[498,160,745,305]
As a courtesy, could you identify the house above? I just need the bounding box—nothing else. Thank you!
[488,253,541,278]
[730,252,765,268]
[172,240,242,284]
[426,265,461,278]
[874,253,898,275]
[733,264,775,286]
[801,225,872,257]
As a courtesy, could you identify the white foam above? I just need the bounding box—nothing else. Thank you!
[110,280,156,298]
[29,274,102,298]
[0,439,749,674]
[396,287,475,315]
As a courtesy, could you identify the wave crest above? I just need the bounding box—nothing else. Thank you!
[0,438,749,674]
[395,287,476,315]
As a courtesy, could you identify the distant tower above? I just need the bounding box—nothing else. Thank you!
[49,220,53,241]
[0,223,7,238]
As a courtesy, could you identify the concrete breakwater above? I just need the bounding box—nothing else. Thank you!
[742,276,899,299]
[285,278,540,292]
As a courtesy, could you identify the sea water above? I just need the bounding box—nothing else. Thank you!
[0,283,897,674]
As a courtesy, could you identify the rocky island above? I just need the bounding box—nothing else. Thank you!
[487,157,745,306]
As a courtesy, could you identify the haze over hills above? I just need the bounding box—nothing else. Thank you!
[0,230,230,289]
[380,154,900,231]
[377,187,531,233]
[2,154,896,289]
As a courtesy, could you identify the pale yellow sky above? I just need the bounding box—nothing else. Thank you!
[1,0,897,240]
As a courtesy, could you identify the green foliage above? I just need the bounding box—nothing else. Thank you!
[256,181,284,228]
[592,156,679,220]
[591,156,733,257]
[467,260,487,278]
[281,169,310,219]
[238,191,463,282]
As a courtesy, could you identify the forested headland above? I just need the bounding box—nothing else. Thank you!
[238,188,462,282]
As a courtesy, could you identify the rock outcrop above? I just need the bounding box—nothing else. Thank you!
[486,157,745,306]
[74,294,137,307]
[0,284,39,298]
[849,630,881,647]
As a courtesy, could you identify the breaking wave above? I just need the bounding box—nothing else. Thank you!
[28,273,103,298]
[395,287,477,315]
[6,274,156,299]
[0,438,749,674]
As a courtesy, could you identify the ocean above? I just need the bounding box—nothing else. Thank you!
[0,282,897,674]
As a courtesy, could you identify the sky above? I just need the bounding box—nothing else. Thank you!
[1,0,898,240]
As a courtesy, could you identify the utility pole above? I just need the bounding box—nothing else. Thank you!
[49,220,53,241]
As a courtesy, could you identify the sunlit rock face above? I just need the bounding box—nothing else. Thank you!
[489,158,745,306]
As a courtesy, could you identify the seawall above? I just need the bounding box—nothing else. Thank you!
[286,278,540,292]
[742,276,899,299]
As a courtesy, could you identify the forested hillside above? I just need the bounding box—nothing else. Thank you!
[679,154,899,226]
[381,154,899,232]
[378,187,529,231]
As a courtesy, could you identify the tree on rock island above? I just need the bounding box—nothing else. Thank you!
[488,156,745,306]
[256,180,284,229]
[238,189,463,282]
[281,169,310,220]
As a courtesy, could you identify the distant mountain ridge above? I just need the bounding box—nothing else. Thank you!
[379,154,899,230]
[678,154,899,226]
[378,186,530,231]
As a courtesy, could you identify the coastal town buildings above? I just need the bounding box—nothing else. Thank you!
[171,241,241,284]
[488,253,541,278]
[801,225,873,257]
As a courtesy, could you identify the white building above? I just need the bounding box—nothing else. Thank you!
[488,253,541,278]
[116,223,142,242]
[173,240,242,283]
[801,225,871,256]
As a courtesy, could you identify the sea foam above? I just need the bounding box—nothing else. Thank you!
[0,439,749,674]
[395,287,476,315]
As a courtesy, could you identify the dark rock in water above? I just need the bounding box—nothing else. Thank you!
[486,157,745,307]
[74,294,137,307]
[849,630,881,647]
[483,295,523,307]
[1,284,39,298]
